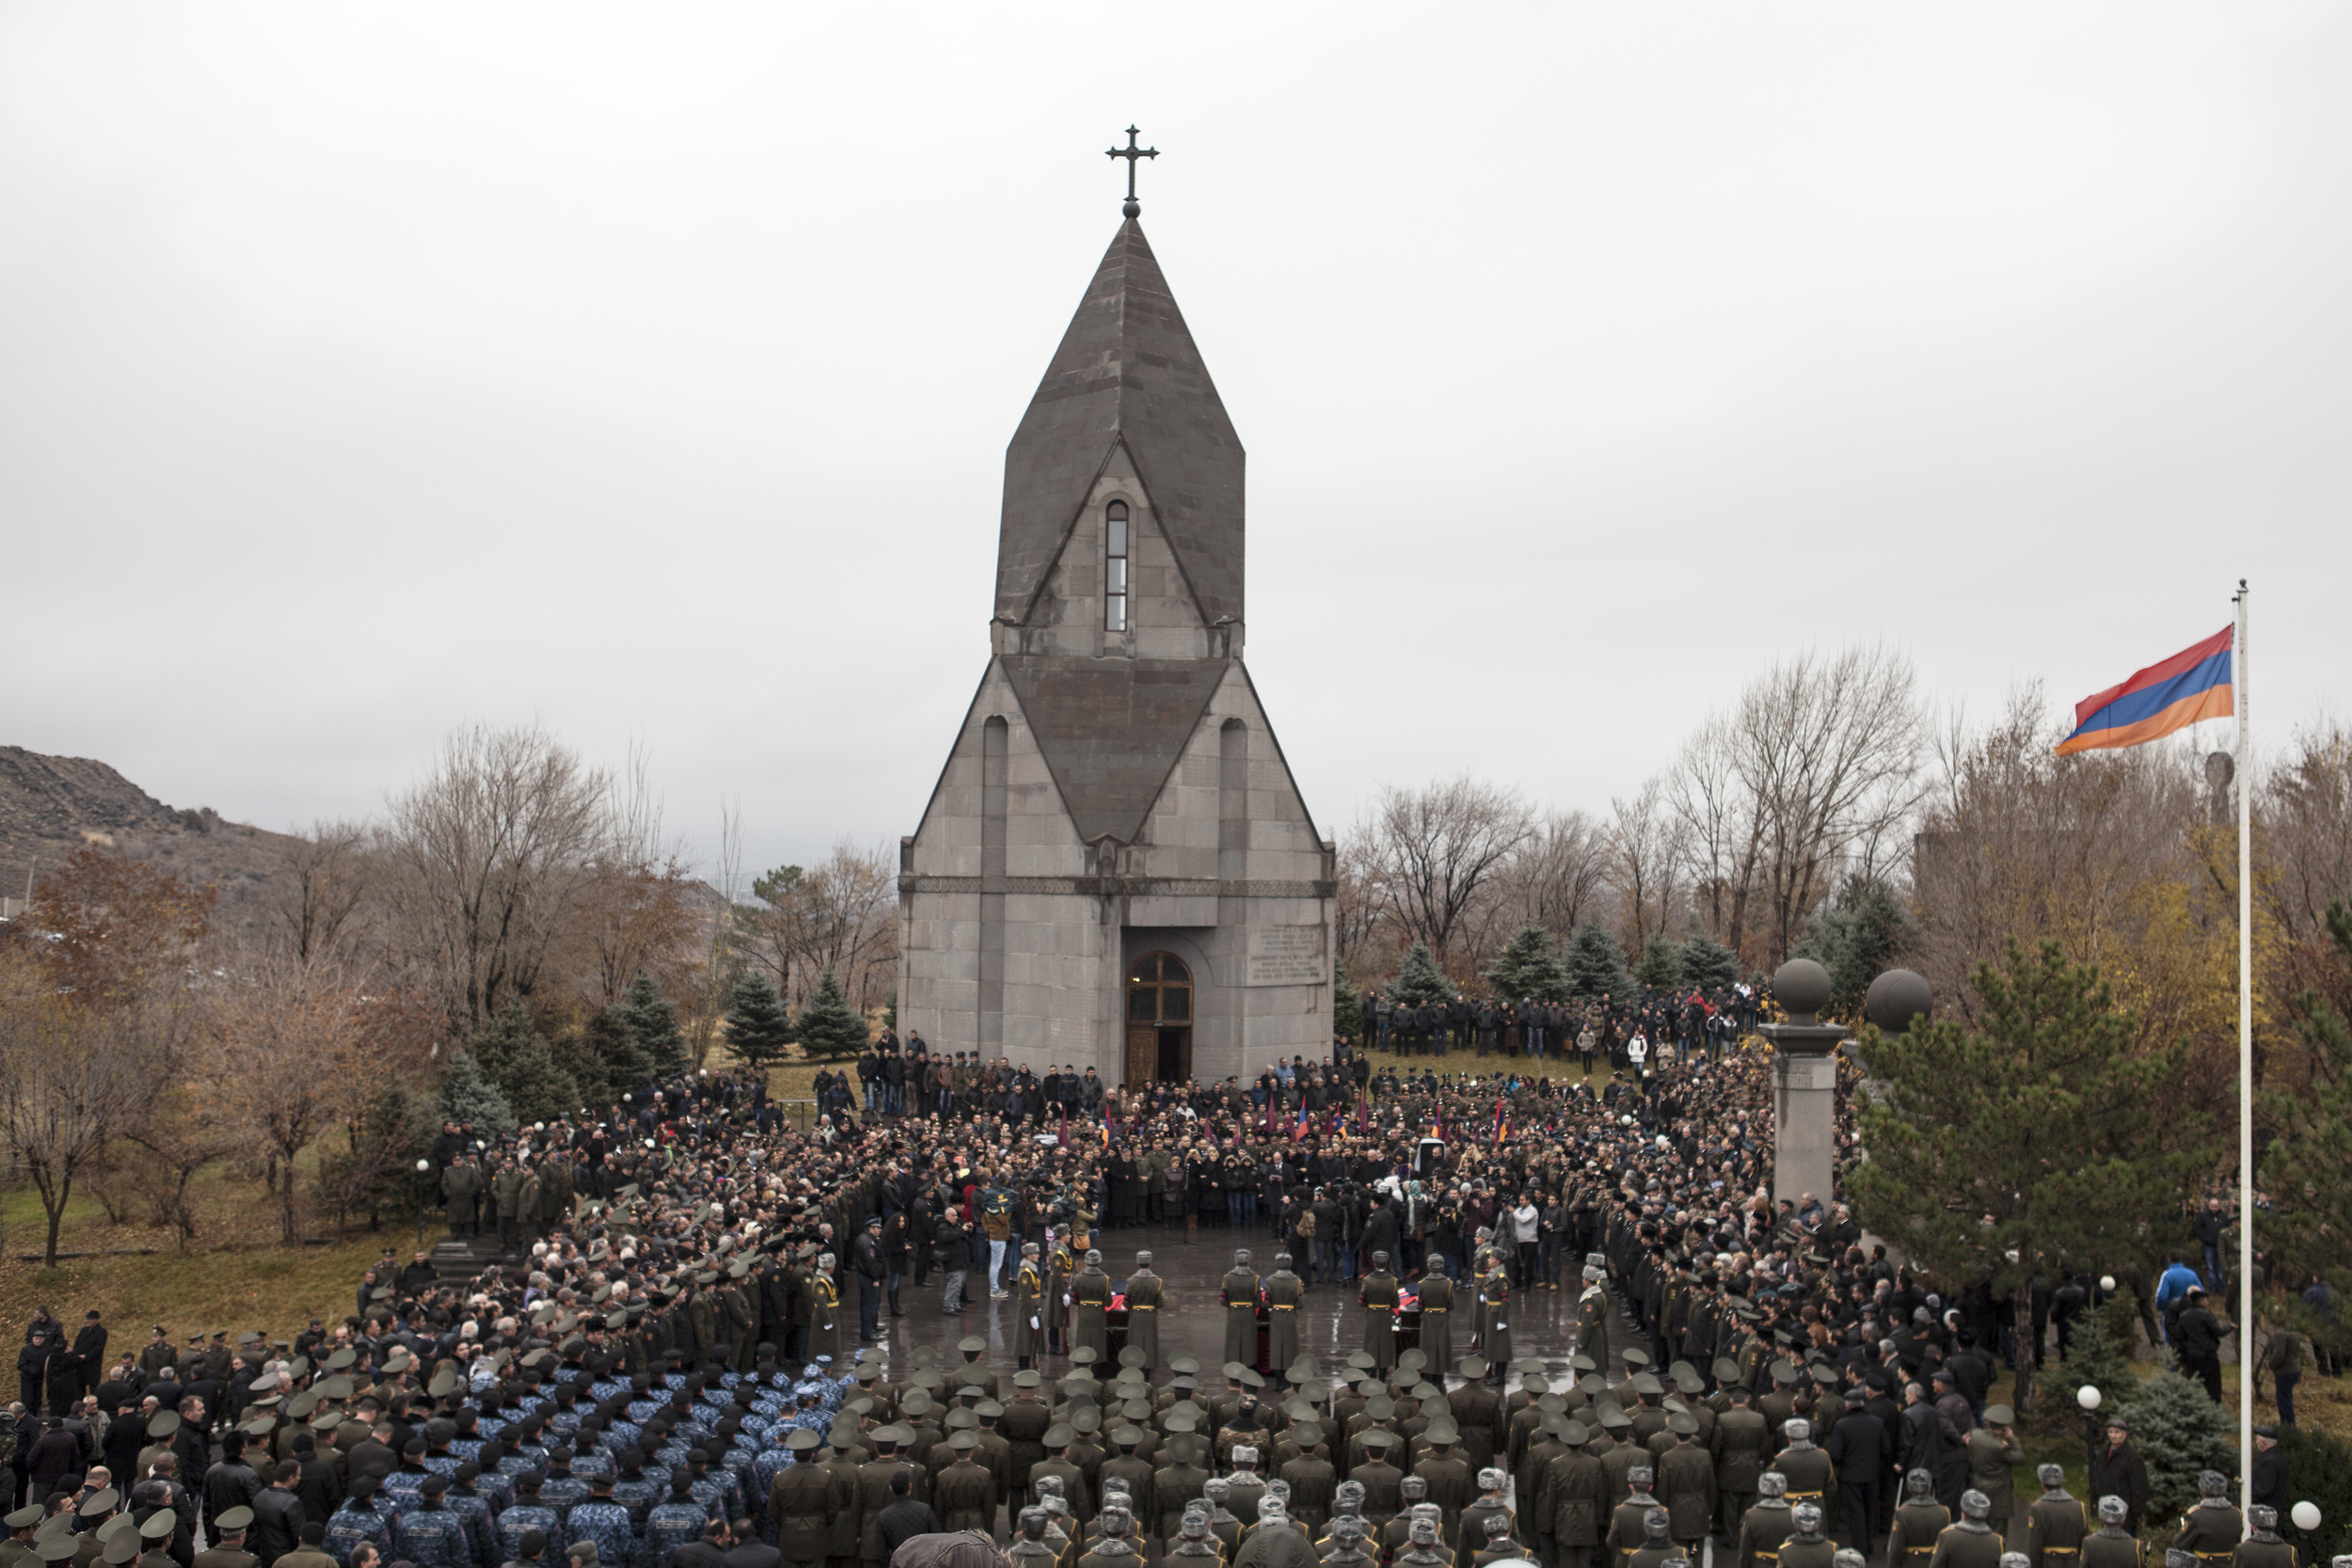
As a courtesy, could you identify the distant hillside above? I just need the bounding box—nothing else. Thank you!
[0,745,306,941]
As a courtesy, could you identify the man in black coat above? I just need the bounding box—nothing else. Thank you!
[1826,1392,1883,1552]
[16,1331,55,1415]
[202,1433,262,1537]
[2249,1426,2288,1515]
[72,1316,107,1401]
[41,1341,80,1418]
[103,1398,146,1481]
[250,1462,308,1567]
[2084,1418,2150,1535]
[1896,1384,1957,1511]
[2172,1289,2228,1403]
[873,1470,939,1561]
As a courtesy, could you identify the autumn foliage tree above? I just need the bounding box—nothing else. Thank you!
[209,957,389,1243]
[0,847,207,1264]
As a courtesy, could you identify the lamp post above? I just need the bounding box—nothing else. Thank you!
[2290,1502,2321,1559]
[415,1158,434,1249]
[2076,1384,2102,1469]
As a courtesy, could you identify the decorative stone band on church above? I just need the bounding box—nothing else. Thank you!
[897,215,1337,1089]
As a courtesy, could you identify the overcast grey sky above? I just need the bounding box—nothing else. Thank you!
[5,4,2346,881]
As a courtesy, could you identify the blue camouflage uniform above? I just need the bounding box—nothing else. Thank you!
[640,1497,709,1568]
[608,1470,663,1533]
[389,1497,475,1568]
[322,1498,395,1567]
[540,1472,593,1522]
[497,1503,564,1565]
[443,1482,500,1568]
[563,1498,637,1568]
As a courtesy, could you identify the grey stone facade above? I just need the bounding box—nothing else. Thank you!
[897,218,1335,1087]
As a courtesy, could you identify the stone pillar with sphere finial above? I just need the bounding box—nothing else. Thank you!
[1757,958,1848,1211]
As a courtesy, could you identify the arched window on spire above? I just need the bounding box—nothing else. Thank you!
[1104,500,1129,632]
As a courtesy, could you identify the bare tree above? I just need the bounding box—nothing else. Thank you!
[1666,717,1757,951]
[1661,643,1924,966]
[378,723,614,1032]
[1333,829,1395,981]
[1738,644,1925,961]
[2262,720,2352,993]
[1913,687,2201,1025]
[737,839,899,1014]
[1361,777,1535,969]
[1610,777,1688,951]
[1501,807,1612,939]
[268,818,374,964]
[116,1083,240,1250]
[691,800,746,1067]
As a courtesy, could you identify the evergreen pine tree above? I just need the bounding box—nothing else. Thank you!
[2058,1308,2137,1402]
[1634,934,1683,993]
[548,1028,610,1114]
[1332,958,1365,1047]
[794,970,870,1058]
[1563,920,1634,1004]
[1388,942,1456,1007]
[2261,899,2352,1353]
[2113,1370,2240,1518]
[1791,876,1917,1016]
[1677,935,1740,992]
[578,1007,646,1105]
[1849,939,2219,1416]
[466,1005,582,1127]
[618,973,685,1077]
[316,1082,437,1240]
[1486,925,1566,1003]
[437,1051,516,1140]
[723,971,794,1071]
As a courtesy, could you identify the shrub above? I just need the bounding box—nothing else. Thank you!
[2112,1370,2237,1521]
[2278,1424,2352,1562]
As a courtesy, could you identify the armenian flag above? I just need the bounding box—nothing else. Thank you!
[2056,626,2234,755]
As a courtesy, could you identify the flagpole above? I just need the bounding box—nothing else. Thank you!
[2234,578,2253,1519]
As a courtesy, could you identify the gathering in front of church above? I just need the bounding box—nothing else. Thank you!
[2,134,2332,1568]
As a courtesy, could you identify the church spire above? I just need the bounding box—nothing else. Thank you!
[993,215,1245,632]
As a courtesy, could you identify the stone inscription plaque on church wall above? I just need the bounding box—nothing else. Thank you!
[1246,925,1325,986]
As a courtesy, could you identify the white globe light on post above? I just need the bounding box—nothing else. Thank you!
[415,1159,434,1248]
[2291,1502,2320,1532]
[2099,1275,2116,1293]
[2074,1384,2103,1470]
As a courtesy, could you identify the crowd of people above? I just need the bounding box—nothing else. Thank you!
[1359,990,1762,1073]
[0,1011,2324,1568]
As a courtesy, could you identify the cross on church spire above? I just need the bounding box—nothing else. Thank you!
[1105,125,1158,219]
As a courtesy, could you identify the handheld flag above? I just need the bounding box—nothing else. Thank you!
[1291,1102,1310,1142]
[2057,626,2233,754]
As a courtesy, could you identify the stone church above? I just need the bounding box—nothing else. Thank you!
[895,213,1336,1088]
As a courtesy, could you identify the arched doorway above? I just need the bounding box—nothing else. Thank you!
[1124,952,1193,1085]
